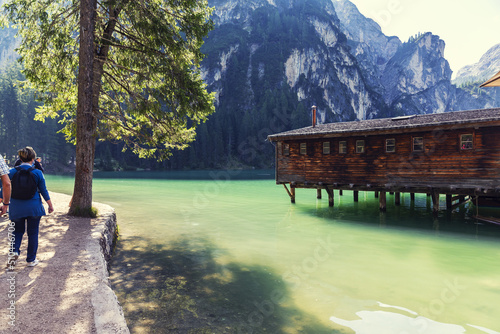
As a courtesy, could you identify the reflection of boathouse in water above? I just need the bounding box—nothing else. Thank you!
[267,107,500,213]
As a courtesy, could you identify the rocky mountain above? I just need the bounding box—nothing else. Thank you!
[332,0,401,90]
[453,43,500,86]
[203,0,499,124]
[204,0,383,123]
[332,0,458,114]
[331,0,500,114]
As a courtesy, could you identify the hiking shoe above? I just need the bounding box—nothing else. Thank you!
[6,252,19,271]
[27,259,39,267]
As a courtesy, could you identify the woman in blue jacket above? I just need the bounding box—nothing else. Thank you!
[8,147,54,268]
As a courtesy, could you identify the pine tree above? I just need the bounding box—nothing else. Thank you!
[2,0,215,215]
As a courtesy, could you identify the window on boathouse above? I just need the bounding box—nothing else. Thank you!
[413,137,423,152]
[300,143,307,155]
[460,134,473,150]
[323,142,330,154]
[339,141,347,154]
[386,138,396,153]
[283,143,290,156]
[356,140,365,153]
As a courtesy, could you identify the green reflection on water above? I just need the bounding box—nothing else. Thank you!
[45,172,500,333]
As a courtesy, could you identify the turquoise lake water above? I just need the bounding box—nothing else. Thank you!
[46,171,500,334]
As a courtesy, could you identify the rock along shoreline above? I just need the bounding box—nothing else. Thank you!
[0,192,130,333]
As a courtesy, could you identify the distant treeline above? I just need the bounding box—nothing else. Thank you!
[0,63,162,171]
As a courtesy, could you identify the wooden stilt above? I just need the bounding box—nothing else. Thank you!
[325,188,334,207]
[379,191,387,212]
[339,189,343,196]
[317,188,322,199]
[283,184,296,203]
[410,193,415,201]
[375,191,379,198]
[431,191,440,213]
[353,191,359,202]
[395,192,401,206]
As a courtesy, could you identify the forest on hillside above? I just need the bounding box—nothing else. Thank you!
[0,64,187,172]
[0,63,73,170]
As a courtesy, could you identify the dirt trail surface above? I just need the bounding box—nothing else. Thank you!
[0,192,129,333]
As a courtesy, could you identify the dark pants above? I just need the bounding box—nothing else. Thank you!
[12,216,41,263]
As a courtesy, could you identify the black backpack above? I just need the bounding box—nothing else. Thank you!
[11,166,38,200]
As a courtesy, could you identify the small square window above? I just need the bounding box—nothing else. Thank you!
[283,143,290,156]
[323,142,330,154]
[460,134,473,150]
[339,141,347,154]
[356,140,365,153]
[386,139,396,153]
[300,143,307,155]
[413,137,423,152]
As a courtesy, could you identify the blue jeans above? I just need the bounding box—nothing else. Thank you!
[12,216,41,263]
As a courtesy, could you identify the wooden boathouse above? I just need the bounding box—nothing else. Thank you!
[267,107,500,212]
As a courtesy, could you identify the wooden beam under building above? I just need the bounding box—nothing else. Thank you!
[283,184,295,203]
[325,188,334,207]
[395,192,401,206]
[431,191,440,213]
[379,191,387,212]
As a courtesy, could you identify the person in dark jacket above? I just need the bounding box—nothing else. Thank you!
[8,147,53,269]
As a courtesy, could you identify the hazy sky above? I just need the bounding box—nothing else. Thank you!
[348,0,500,77]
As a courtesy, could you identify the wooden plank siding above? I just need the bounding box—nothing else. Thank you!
[272,123,500,197]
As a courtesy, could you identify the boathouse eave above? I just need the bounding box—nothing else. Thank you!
[267,108,500,142]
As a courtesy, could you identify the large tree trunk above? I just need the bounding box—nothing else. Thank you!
[69,0,97,216]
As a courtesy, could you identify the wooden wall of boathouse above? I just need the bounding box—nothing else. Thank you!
[274,124,500,196]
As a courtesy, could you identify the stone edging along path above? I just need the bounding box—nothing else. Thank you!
[0,192,130,333]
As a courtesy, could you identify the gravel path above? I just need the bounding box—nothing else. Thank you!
[0,192,129,333]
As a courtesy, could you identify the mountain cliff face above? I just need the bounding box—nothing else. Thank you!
[381,33,455,114]
[332,0,401,90]
[204,0,384,123]
[202,0,499,125]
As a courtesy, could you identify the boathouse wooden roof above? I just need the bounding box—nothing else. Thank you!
[268,108,500,141]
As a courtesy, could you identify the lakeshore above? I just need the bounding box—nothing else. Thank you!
[0,192,129,333]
